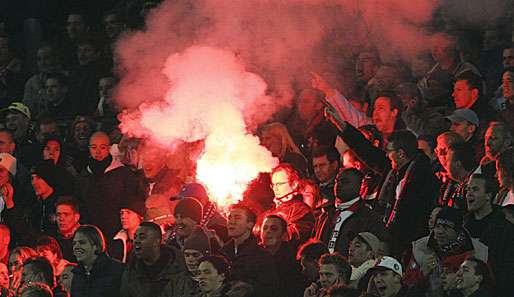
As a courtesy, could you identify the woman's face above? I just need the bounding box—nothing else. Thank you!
[261,131,282,158]
[43,140,61,164]
[197,261,225,294]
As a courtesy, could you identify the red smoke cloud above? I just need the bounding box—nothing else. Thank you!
[114,0,440,205]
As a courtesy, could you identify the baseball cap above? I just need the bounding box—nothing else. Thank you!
[446,108,479,127]
[170,183,209,202]
[356,232,381,256]
[2,102,31,120]
[371,256,403,277]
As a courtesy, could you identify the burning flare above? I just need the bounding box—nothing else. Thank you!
[119,46,278,207]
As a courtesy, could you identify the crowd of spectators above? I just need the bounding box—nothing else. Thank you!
[1,1,514,297]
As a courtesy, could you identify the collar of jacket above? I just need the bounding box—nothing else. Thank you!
[73,253,112,276]
[131,246,185,279]
[225,235,260,256]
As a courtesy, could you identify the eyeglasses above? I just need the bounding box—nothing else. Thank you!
[271,181,288,189]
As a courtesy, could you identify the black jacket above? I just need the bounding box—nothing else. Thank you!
[71,253,125,297]
[77,158,145,238]
[220,235,279,297]
[338,123,440,257]
[314,199,388,256]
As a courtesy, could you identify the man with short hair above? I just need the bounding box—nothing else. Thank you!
[51,197,81,261]
[455,258,492,297]
[260,214,305,297]
[220,204,279,297]
[314,168,387,257]
[42,73,74,119]
[304,253,351,297]
[325,107,439,256]
[121,222,192,297]
[464,174,501,238]
[312,146,340,202]
[481,122,512,173]
[78,131,145,238]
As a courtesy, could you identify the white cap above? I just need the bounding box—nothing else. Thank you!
[372,256,403,277]
[0,153,16,176]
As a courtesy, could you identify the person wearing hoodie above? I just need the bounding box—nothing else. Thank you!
[77,131,145,238]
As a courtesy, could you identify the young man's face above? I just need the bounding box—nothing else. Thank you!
[260,217,285,249]
[56,204,80,234]
[466,176,490,213]
[313,155,338,183]
[271,169,296,199]
[319,264,342,289]
[227,208,253,239]
[373,270,401,297]
[452,80,476,109]
[372,97,397,133]
[348,237,373,267]
[456,260,481,291]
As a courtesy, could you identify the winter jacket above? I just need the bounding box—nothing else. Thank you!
[120,246,193,297]
[71,253,125,297]
[258,195,315,245]
[77,157,145,238]
[220,235,280,297]
[338,123,440,257]
[313,199,388,256]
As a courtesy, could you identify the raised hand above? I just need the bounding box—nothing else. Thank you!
[310,72,336,98]
[324,103,346,132]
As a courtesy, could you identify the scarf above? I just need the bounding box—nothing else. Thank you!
[88,154,113,176]
[328,197,360,253]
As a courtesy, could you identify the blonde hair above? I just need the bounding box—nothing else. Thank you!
[260,122,304,160]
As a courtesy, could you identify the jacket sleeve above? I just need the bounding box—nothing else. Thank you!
[338,123,390,175]
[326,90,373,128]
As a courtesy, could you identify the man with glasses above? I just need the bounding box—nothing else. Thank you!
[260,163,314,245]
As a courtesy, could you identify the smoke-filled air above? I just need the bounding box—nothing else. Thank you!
[114,0,439,206]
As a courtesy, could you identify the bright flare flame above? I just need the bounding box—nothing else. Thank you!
[119,46,278,207]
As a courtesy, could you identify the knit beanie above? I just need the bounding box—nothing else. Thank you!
[436,207,463,231]
[174,197,203,223]
[183,227,211,255]
[120,197,146,218]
